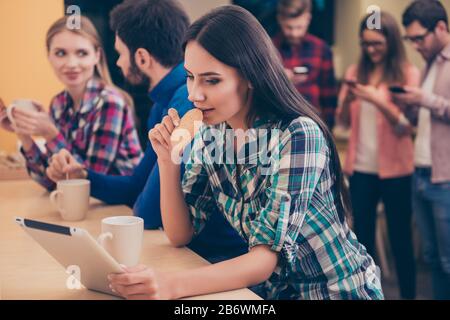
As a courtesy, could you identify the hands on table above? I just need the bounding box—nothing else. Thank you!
[46,149,87,181]
[108,264,174,300]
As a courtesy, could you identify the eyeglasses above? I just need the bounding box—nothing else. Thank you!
[403,31,432,44]
[360,40,386,50]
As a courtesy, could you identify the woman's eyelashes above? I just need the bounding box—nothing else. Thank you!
[206,78,221,85]
[54,49,89,58]
[76,50,88,57]
[186,74,221,85]
[55,49,66,57]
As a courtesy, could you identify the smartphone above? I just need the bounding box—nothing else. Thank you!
[293,66,309,75]
[389,86,407,94]
[343,79,357,87]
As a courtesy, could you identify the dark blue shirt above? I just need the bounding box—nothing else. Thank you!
[88,63,248,261]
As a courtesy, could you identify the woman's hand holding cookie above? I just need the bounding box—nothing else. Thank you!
[148,108,181,163]
[149,107,203,164]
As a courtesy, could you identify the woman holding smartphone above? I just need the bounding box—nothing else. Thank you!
[108,5,384,300]
[0,16,142,190]
[336,12,420,299]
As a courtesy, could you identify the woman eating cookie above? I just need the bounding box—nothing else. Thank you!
[108,5,384,300]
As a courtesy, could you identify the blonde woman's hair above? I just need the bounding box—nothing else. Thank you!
[46,15,134,107]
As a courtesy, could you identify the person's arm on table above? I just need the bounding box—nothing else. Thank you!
[133,163,163,229]
[87,147,154,206]
[47,147,154,207]
[46,102,164,206]
[84,101,163,205]
[133,96,193,227]
[108,245,277,299]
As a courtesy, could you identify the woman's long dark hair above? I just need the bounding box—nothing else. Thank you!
[358,11,408,85]
[183,5,350,222]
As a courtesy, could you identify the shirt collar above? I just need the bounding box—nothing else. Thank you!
[148,63,186,106]
[54,77,105,119]
[78,77,105,114]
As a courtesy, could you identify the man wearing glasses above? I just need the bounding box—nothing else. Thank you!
[394,0,450,300]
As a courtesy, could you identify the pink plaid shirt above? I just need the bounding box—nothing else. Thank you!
[21,77,143,190]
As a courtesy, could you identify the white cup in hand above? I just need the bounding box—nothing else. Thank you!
[6,99,39,127]
[97,216,144,267]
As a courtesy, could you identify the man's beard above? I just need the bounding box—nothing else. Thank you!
[124,59,151,91]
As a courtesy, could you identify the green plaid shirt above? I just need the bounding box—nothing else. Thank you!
[182,116,384,300]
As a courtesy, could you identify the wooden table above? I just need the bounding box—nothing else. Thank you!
[0,180,261,300]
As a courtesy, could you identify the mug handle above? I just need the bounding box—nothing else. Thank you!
[50,190,65,215]
[97,232,113,248]
[6,104,16,126]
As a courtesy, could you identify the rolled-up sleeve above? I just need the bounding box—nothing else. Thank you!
[182,132,215,236]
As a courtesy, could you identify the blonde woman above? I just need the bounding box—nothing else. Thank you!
[0,16,142,190]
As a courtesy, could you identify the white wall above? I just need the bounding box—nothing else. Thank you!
[333,0,362,78]
[180,0,231,21]
[0,0,64,153]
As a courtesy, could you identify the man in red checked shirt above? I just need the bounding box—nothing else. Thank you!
[272,0,338,129]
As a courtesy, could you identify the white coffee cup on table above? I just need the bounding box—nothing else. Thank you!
[50,179,90,221]
[97,216,144,267]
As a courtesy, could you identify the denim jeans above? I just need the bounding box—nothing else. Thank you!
[413,167,450,300]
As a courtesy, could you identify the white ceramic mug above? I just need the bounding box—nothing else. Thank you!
[97,216,144,267]
[5,99,39,126]
[50,179,90,221]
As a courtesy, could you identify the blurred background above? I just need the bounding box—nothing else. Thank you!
[4,0,448,152]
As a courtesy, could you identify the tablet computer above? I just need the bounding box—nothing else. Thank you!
[15,217,124,297]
